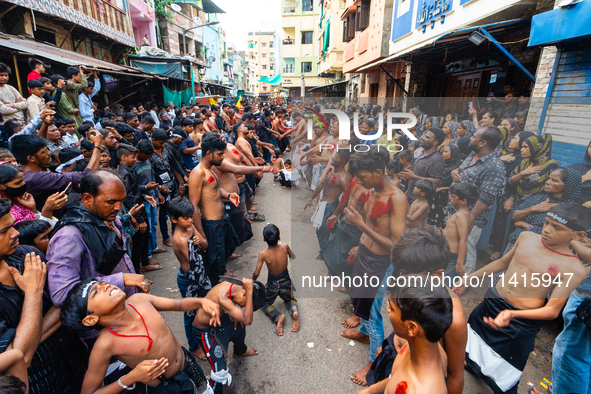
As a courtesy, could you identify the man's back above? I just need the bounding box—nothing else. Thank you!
[260,244,290,277]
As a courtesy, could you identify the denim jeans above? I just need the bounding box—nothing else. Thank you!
[144,201,158,255]
[360,266,393,362]
[177,269,199,352]
[552,291,591,394]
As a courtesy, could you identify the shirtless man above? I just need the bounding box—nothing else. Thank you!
[305,150,351,259]
[341,145,408,386]
[188,133,239,286]
[192,279,265,394]
[458,203,591,393]
[201,107,217,133]
[61,278,221,394]
[213,130,275,248]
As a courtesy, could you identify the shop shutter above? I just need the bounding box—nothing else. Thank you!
[543,47,591,167]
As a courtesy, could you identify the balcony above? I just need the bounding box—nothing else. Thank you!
[284,6,295,13]
[4,0,135,46]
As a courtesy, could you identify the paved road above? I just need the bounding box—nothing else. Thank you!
[144,172,556,394]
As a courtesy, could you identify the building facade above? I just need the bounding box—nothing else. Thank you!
[130,0,157,47]
[281,0,325,97]
[247,31,280,96]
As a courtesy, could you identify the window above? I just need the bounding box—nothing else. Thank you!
[262,43,266,47]
[301,62,312,73]
[270,64,274,70]
[347,13,356,40]
[357,0,370,31]
[262,53,267,58]
[284,64,294,73]
[269,41,274,48]
[302,31,313,45]
[302,0,313,11]
[262,65,267,70]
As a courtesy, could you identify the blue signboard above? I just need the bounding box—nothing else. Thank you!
[416,0,452,33]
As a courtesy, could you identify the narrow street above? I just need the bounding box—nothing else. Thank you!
[145,172,557,394]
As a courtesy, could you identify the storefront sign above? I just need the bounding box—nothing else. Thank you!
[416,0,451,33]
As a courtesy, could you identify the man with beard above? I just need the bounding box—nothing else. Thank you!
[398,127,445,204]
[448,126,505,274]
[189,133,240,286]
[10,132,102,212]
[46,170,149,308]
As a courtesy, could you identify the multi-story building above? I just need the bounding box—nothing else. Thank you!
[247,31,281,96]
[311,0,347,97]
[281,0,325,97]
[130,0,157,48]
[0,0,135,61]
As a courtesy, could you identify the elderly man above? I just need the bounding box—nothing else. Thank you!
[46,170,148,311]
[0,62,28,127]
[0,198,88,393]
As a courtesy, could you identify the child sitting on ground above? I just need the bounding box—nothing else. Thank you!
[443,182,478,278]
[384,280,452,394]
[271,148,284,182]
[252,224,299,336]
[407,179,435,228]
[192,278,265,394]
[279,159,293,189]
[60,278,221,393]
[13,219,52,254]
[458,203,591,393]
[170,196,211,359]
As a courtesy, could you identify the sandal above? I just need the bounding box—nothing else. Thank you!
[249,213,266,222]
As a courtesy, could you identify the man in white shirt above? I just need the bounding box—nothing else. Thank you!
[79,72,101,123]
[0,62,28,127]
[149,102,160,128]
[166,102,175,121]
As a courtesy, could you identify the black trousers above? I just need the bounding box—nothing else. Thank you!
[131,228,150,273]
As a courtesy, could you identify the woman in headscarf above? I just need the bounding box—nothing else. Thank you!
[500,167,581,254]
[457,120,477,139]
[504,134,559,211]
[568,139,591,204]
[500,131,535,177]
[439,121,458,152]
[456,136,471,161]
[499,118,520,155]
[428,143,461,228]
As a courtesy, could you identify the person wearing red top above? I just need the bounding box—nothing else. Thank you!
[26,58,45,93]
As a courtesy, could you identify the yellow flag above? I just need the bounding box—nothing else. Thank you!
[236,97,242,109]
[209,97,218,105]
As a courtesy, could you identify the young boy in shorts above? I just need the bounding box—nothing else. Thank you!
[406,179,435,229]
[60,278,221,393]
[170,196,211,359]
[252,224,299,336]
[443,182,478,278]
[383,281,452,394]
[459,203,591,393]
[192,278,265,394]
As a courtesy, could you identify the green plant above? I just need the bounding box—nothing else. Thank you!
[155,0,173,21]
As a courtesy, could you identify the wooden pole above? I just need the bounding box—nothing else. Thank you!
[12,53,23,96]
[110,90,138,106]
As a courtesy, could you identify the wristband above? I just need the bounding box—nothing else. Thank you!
[227,193,230,200]
[118,376,136,390]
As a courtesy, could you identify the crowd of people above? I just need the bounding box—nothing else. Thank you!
[0,55,591,394]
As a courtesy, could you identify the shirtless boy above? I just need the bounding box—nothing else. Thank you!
[188,133,239,286]
[253,224,299,336]
[192,279,265,394]
[443,182,477,278]
[170,197,211,358]
[361,227,467,394]
[406,179,435,229]
[381,283,452,394]
[60,278,221,394]
[458,203,591,393]
[342,145,408,385]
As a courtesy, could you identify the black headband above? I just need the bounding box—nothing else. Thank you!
[547,212,589,234]
[77,280,97,322]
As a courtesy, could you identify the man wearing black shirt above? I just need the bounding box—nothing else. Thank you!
[0,198,87,393]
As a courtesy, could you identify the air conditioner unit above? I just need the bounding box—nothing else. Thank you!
[193,17,201,25]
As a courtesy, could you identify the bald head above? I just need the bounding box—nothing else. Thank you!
[80,169,127,221]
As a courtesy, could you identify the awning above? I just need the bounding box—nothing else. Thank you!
[202,82,231,90]
[173,0,203,10]
[528,1,591,47]
[340,1,359,21]
[0,34,159,79]
[357,18,530,72]
[201,0,225,13]
[308,80,348,91]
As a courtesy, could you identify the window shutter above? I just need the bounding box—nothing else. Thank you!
[359,1,370,30]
